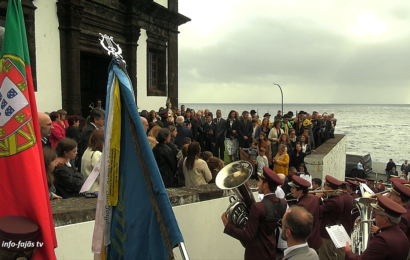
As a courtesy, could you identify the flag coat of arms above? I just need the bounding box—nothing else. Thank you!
[92,56,184,260]
[0,0,57,259]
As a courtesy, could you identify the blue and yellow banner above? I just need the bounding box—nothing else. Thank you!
[93,60,183,260]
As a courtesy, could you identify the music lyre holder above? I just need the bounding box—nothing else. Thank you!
[98,33,190,260]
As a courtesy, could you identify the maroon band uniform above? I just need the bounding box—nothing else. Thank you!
[345,195,409,260]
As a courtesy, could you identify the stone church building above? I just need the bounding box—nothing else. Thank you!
[0,0,190,116]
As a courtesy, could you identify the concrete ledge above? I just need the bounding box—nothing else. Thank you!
[51,180,258,226]
[305,134,346,180]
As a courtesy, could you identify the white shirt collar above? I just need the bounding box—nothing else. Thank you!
[284,242,308,257]
[65,161,72,167]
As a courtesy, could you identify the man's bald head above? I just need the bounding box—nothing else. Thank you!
[282,205,313,242]
[38,112,53,138]
[140,117,148,133]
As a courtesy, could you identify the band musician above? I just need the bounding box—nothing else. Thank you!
[221,167,287,260]
[344,194,409,260]
[371,181,410,259]
[288,175,322,251]
[318,175,345,260]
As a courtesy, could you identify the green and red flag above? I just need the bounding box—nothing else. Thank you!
[0,0,57,259]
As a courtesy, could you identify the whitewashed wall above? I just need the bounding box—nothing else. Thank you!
[154,0,168,8]
[136,29,168,112]
[322,136,347,180]
[54,195,256,260]
[33,0,62,113]
[305,136,347,181]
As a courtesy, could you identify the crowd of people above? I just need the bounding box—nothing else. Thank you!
[37,103,410,260]
[38,108,105,200]
[138,104,337,188]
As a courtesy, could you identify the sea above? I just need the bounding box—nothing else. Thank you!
[182,103,410,163]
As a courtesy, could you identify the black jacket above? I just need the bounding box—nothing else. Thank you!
[66,126,82,144]
[290,151,306,168]
[184,117,198,140]
[203,121,217,144]
[53,163,84,199]
[152,143,177,188]
[225,119,239,139]
[175,125,193,148]
[80,124,97,155]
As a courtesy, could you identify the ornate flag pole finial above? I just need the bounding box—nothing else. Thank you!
[99,33,124,64]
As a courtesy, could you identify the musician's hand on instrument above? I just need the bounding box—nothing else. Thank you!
[343,241,351,253]
[316,192,324,198]
[232,130,236,134]
[221,212,228,226]
[371,224,379,234]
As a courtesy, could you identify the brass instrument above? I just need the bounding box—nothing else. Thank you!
[368,189,390,198]
[351,197,375,255]
[308,189,342,194]
[216,160,255,229]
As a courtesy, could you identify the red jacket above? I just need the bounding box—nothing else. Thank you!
[50,122,66,149]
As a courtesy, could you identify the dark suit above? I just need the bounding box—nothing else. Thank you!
[321,120,332,143]
[203,121,217,155]
[224,194,286,260]
[238,119,252,148]
[41,137,51,148]
[297,194,322,251]
[345,225,409,260]
[175,125,193,149]
[161,118,174,128]
[184,118,198,140]
[66,126,82,144]
[80,124,97,155]
[213,117,226,160]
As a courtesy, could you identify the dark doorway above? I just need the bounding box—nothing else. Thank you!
[80,52,111,116]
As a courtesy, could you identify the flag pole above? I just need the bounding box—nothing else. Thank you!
[179,242,190,260]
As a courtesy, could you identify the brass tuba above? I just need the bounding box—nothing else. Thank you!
[350,197,375,255]
[216,160,255,229]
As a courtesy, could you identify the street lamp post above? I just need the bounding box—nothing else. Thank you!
[273,83,283,114]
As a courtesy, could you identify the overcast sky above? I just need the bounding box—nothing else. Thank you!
[177,0,410,104]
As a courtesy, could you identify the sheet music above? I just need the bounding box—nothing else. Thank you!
[325,224,351,248]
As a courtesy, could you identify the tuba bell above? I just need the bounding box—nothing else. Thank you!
[350,197,375,255]
[216,160,255,229]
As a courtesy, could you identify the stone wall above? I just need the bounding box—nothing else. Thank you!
[304,134,346,181]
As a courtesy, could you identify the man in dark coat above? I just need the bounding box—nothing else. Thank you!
[159,109,173,128]
[152,129,177,188]
[385,158,396,181]
[289,175,322,251]
[344,194,409,260]
[318,175,344,260]
[213,109,226,161]
[175,116,192,149]
[202,112,217,155]
[38,112,53,148]
[80,108,105,156]
[238,111,252,149]
[222,167,286,260]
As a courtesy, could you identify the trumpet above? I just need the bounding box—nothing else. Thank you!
[367,189,390,198]
[308,189,343,195]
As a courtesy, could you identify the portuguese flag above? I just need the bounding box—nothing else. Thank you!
[0,0,57,259]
